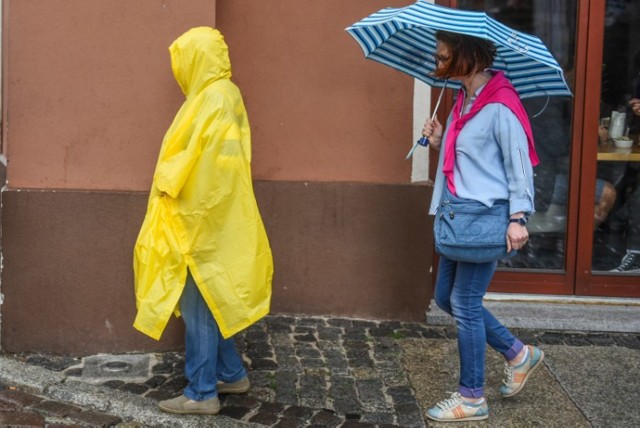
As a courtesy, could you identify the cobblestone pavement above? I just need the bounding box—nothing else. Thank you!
[3,315,640,427]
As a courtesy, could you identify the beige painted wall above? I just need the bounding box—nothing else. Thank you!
[4,0,215,191]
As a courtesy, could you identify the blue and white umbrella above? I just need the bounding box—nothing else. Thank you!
[346,0,572,99]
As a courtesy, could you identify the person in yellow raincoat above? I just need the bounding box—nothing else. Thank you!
[133,27,273,415]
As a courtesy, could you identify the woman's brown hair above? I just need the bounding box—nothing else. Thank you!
[433,31,497,79]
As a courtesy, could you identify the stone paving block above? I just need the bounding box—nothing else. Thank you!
[309,409,343,427]
[317,327,342,341]
[343,330,369,342]
[29,399,81,417]
[0,410,45,427]
[118,383,149,395]
[293,333,316,343]
[351,320,377,330]
[360,411,395,425]
[283,404,314,420]
[249,410,280,425]
[299,358,324,368]
[69,410,122,427]
[298,317,327,327]
[218,405,251,420]
[369,326,395,338]
[327,318,353,328]
[294,326,316,335]
[143,389,175,402]
[247,342,273,359]
[258,401,285,413]
[251,358,278,370]
[101,380,125,389]
[341,420,375,427]
[419,328,447,339]
[156,375,187,395]
[296,348,321,359]
[25,355,80,372]
[244,329,269,342]
[265,317,294,332]
[393,402,424,428]
[394,328,422,339]
[150,362,173,374]
[387,386,415,406]
[0,390,43,409]
[222,395,261,409]
[143,375,167,389]
[330,377,362,415]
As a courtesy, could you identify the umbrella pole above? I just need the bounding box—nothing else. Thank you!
[406,82,447,160]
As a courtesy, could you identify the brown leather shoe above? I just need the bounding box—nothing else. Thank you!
[217,376,250,394]
[158,394,220,415]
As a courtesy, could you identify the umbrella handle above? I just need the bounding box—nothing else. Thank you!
[405,137,428,160]
[406,82,447,160]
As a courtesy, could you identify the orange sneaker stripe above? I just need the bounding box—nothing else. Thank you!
[454,406,464,418]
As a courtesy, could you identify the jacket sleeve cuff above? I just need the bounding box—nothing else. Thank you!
[509,198,533,216]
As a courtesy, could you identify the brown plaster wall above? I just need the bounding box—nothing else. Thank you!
[217,0,415,184]
[1,183,433,355]
[4,0,215,191]
[4,0,416,191]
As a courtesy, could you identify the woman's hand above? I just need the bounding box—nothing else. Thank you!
[598,125,609,144]
[506,217,529,252]
[422,117,444,150]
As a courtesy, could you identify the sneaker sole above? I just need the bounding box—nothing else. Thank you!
[158,404,220,415]
[426,413,489,422]
[217,385,250,394]
[502,349,545,398]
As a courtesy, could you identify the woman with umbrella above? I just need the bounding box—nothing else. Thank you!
[421,31,544,422]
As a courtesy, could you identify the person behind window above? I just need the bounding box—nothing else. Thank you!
[608,94,640,273]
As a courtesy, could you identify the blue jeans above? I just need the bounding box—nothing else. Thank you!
[434,256,524,399]
[180,270,247,401]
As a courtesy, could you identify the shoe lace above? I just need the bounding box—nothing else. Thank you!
[503,363,515,386]
[618,252,639,270]
[436,392,463,410]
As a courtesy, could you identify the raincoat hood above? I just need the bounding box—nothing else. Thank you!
[170,27,232,97]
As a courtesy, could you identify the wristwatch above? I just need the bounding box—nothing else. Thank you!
[509,217,528,226]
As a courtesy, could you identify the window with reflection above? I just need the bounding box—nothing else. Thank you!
[458,0,577,271]
[594,0,640,274]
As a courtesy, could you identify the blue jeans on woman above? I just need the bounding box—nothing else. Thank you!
[180,270,247,401]
[434,256,524,399]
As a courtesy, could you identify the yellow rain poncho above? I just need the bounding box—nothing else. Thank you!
[133,27,273,341]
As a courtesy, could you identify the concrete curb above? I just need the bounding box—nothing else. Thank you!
[0,355,248,427]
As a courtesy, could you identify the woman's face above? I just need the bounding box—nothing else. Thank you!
[434,41,452,78]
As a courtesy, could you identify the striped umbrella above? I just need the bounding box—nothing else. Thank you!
[345,0,572,99]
